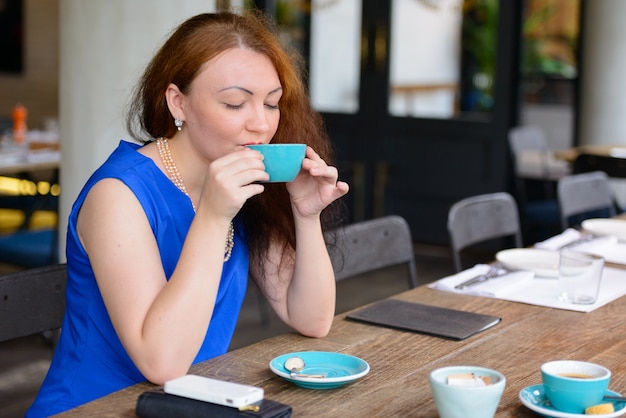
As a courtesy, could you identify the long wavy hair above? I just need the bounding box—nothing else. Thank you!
[126,12,344,284]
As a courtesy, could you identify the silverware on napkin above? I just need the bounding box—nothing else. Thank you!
[455,264,507,290]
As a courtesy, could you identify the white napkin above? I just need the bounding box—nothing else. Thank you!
[534,228,626,265]
[534,228,582,250]
[567,235,626,265]
[430,264,626,313]
[500,267,626,313]
[428,264,535,298]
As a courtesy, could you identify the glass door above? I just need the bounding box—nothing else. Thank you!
[519,0,581,151]
[309,0,362,114]
[251,0,523,244]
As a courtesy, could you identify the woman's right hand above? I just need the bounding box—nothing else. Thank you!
[197,147,268,220]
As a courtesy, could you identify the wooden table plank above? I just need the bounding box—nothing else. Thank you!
[56,286,626,417]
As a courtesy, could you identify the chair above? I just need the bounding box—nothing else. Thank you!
[573,153,626,211]
[255,215,419,326]
[0,263,67,345]
[447,192,523,272]
[0,185,60,268]
[508,125,570,184]
[508,126,567,243]
[327,215,418,288]
[557,171,616,229]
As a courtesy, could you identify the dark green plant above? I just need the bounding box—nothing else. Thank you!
[461,0,499,110]
[522,2,577,78]
[462,0,498,79]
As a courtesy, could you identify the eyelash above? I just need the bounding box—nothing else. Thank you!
[224,103,280,110]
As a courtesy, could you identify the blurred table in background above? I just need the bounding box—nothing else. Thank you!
[555,144,626,163]
[0,151,60,176]
[0,138,60,267]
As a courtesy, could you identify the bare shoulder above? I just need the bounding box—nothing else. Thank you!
[79,178,142,221]
[77,177,148,250]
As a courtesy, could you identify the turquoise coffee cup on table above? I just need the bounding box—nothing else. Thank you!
[247,144,306,182]
[429,366,506,418]
[541,360,611,413]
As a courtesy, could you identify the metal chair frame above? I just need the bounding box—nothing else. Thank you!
[447,192,523,272]
[557,171,616,229]
[327,215,418,288]
[508,126,564,244]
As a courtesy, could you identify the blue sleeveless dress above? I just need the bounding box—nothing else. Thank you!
[27,141,249,417]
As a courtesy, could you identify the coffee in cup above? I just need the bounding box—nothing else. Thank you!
[541,360,611,413]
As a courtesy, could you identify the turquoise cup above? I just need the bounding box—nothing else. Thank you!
[429,366,506,418]
[541,360,611,413]
[247,144,306,182]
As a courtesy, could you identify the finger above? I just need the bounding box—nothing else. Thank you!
[219,147,264,166]
[335,181,350,195]
[302,146,328,167]
[213,152,267,184]
[307,163,339,182]
[239,183,265,199]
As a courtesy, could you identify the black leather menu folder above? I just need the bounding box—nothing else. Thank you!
[346,299,501,340]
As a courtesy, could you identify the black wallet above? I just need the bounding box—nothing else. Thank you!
[136,390,292,418]
[346,298,501,340]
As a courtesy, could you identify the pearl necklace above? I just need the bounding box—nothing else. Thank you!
[156,137,234,262]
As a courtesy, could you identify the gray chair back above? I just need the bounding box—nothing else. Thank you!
[447,192,523,272]
[557,171,616,229]
[0,263,67,343]
[508,125,549,178]
[509,125,547,154]
[327,215,418,288]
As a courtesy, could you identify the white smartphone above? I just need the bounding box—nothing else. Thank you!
[164,374,264,408]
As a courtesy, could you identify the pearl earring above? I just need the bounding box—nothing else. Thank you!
[174,119,183,131]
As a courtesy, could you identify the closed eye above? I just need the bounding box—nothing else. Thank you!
[223,102,279,110]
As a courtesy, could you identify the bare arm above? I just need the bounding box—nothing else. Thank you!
[77,178,233,384]
[77,149,266,384]
[253,147,349,337]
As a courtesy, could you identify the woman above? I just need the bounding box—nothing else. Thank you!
[28,11,348,416]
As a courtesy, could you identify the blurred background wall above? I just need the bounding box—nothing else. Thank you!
[0,0,58,131]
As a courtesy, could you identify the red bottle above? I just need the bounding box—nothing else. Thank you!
[11,103,28,144]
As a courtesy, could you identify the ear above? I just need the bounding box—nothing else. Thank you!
[165,83,185,121]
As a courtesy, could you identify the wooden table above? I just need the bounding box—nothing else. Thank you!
[0,150,60,177]
[556,143,626,163]
[55,284,626,417]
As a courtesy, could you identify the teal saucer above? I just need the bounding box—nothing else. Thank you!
[519,384,626,417]
[269,351,369,389]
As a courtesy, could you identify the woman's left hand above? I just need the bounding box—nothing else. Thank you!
[286,146,349,218]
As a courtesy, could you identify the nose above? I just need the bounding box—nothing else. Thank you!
[246,104,271,133]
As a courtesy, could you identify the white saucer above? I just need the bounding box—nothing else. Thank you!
[519,384,626,417]
[496,248,559,277]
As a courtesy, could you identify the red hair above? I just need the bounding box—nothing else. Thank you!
[126,12,343,281]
